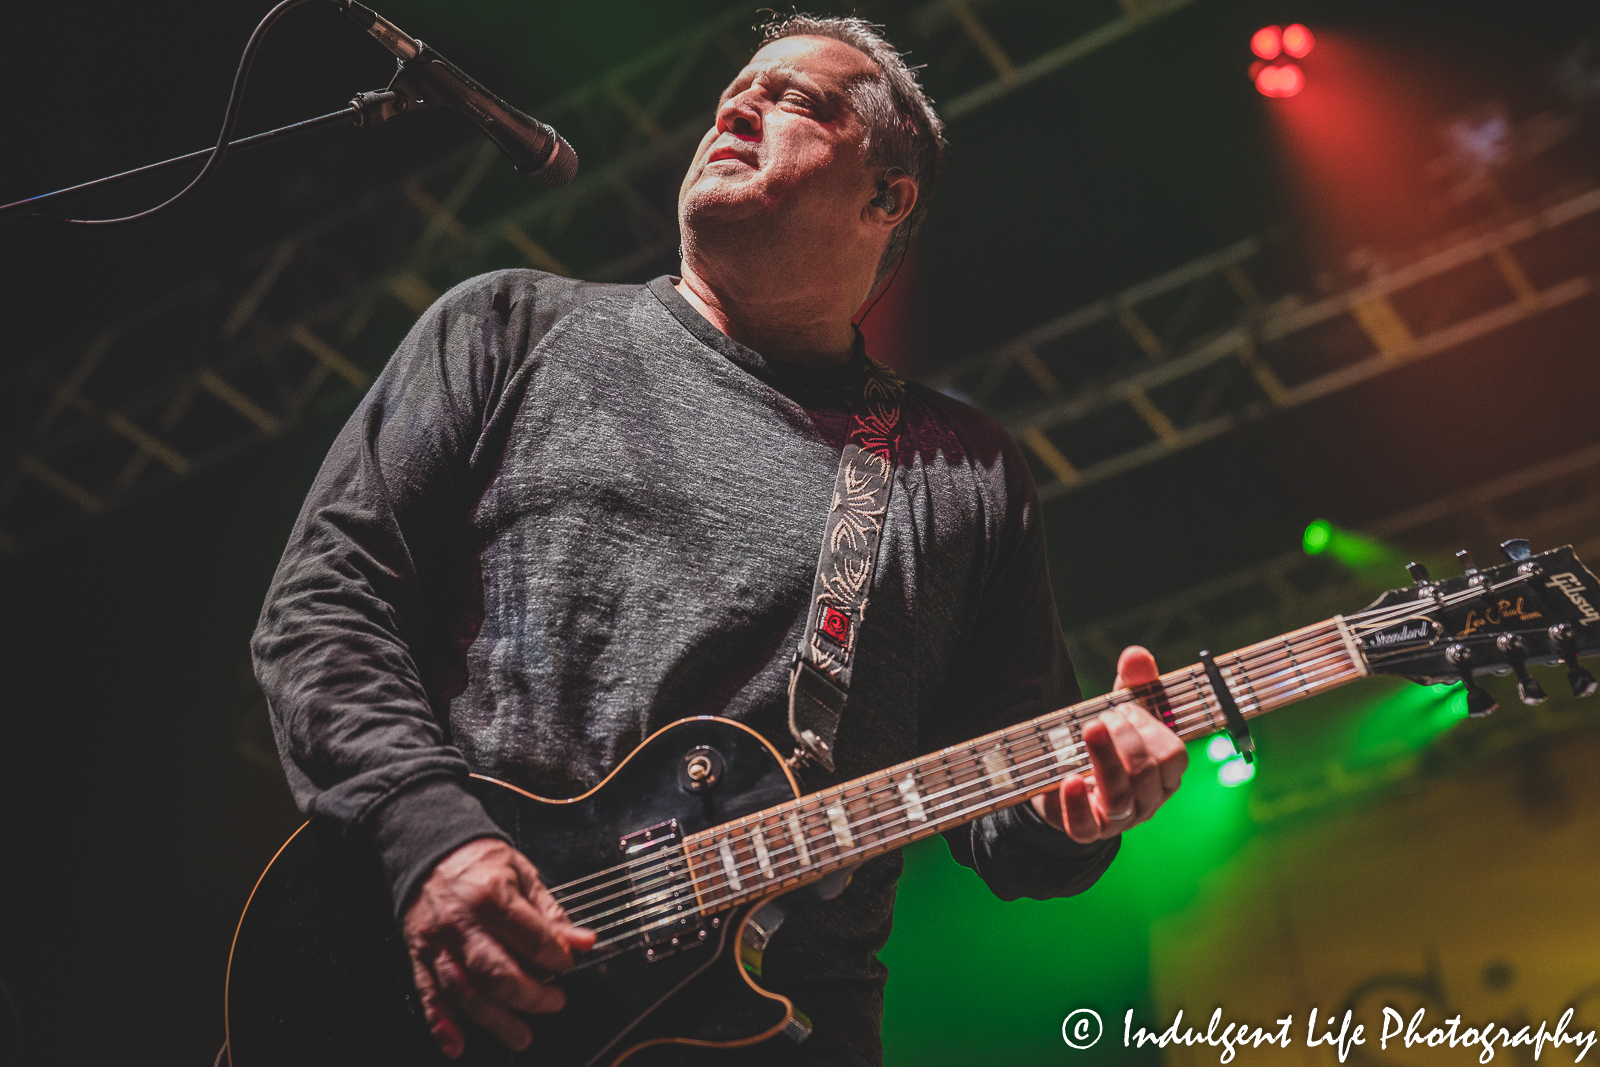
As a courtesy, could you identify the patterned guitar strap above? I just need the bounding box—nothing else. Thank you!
[787,360,905,773]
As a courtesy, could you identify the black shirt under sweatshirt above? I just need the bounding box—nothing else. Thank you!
[252,271,1117,1063]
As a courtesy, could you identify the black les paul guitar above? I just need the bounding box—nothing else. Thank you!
[225,542,1600,1066]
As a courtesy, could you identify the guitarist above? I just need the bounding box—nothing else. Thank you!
[252,13,1188,1066]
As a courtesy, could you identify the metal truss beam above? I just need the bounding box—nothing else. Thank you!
[1064,440,1600,679]
[2,0,1181,554]
[932,188,1600,502]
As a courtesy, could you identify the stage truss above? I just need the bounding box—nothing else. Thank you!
[0,0,1192,554]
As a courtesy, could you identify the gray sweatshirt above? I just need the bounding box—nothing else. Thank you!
[252,271,1117,1063]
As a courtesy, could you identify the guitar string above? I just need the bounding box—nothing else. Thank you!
[550,632,1354,924]
[623,643,1363,936]
[551,633,1351,924]
[549,586,1491,913]
[672,638,1354,912]
[579,644,1359,947]
[564,637,1357,935]
[552,574,1538,908]
[584,654,1364,945]
[569,633,1356,927]
[570,579,1548,938]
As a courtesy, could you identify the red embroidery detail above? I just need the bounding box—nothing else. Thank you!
[820,603,852,645]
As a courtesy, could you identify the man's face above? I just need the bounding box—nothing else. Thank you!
[679,35,879,233]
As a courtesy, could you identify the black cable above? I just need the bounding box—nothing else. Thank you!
[53,0,335,226]
[854,238,911,328]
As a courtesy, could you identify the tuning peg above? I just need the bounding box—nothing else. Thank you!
[1407,561,1431,584]
[1456,549,1479,576]
[1447,643,1498,717]
[1499,538,1532,562]
[1549,623,1598,698]
[1495,634,1546,706]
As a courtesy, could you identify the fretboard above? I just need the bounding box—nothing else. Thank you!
[679,617,1365,914]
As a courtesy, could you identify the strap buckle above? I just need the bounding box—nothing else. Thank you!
[787,657,844,773]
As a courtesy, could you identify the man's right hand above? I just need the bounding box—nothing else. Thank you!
[402,837,596,1059]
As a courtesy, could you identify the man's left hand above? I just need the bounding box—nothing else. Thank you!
[1031,645,1187,843]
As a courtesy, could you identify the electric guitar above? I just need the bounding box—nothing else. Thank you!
[224,540,1600,1066]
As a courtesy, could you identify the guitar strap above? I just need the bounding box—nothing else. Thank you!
[787,360,905,773]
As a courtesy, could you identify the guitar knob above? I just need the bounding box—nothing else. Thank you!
[1447,643,1498,717]
[1499,538,1532,562]
[1406,561,1431,584]
[1495,634,1546,706]
[1455,549,1479,576]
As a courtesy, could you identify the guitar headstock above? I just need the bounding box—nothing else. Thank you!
[1344,541,1600,716]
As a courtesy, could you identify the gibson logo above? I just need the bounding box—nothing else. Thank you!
[1547,573,1600,625]
[1361,619,1438,651]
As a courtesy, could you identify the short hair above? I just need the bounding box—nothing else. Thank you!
[757,13,946,284]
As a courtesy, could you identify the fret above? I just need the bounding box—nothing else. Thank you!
[1011,724,1049,788]
[735,822,765,889]
[1228,652,1263,715]
[1189,663,1216,736]
[871,772,900,842]
[1274,629,1322,708]
[675,615,1386,914]
[1282,634,1310,699]
[917,753,946,826]
[849,778,880,850]
[950,741,989,816]
[1030,720,1062,780]
[962,741,995,805]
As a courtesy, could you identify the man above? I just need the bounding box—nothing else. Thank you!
[252,14,1187,1066]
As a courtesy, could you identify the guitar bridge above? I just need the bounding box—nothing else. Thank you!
[619,820,711,962]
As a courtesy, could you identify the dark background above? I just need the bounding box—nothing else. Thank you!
[2,0,1598,1063]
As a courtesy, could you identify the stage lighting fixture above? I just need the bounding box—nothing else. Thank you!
[1282,23,1314,57]
[1255,62,1305,98]
[1206,735,1236,763]
[1251,25,1283,60]
[1218,756,1256,787]
[1302,519,1332,555]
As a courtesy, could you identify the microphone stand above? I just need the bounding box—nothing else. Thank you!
[0,89,414,225]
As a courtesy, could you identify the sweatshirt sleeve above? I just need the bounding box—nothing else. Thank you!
[928,425,1120,900]
[251,270,562,915]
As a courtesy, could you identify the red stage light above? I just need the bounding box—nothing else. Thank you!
[1282,23,1314,58]
[1255,62,1305,98]
[1251,26,1283,60]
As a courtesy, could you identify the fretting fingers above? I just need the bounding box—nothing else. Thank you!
[1058,772,1103,843]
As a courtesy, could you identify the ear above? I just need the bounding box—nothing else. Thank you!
[864,168,918,229]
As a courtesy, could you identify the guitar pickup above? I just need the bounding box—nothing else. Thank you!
[618,820,708,962]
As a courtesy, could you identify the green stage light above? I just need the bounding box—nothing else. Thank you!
[1218,756,1256,787]
[1300,519,1399,572]
[1303,519,1332,555]
[1206,735,1235,763]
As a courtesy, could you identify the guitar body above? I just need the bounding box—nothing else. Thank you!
[226,717,810,1067]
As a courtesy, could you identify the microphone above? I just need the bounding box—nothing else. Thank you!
[340,0,578,188]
